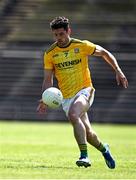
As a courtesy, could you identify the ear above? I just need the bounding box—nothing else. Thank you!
[68,27,71,35]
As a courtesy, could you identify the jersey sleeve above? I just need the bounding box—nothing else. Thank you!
[43,52,54,70]
[83,40,96,55]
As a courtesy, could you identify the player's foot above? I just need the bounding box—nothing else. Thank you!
[102,144,115,169]
[76,157,91,168]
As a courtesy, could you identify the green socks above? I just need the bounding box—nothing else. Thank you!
[78,142,106,158]
[97,142,106,153]
[79,144,88,158]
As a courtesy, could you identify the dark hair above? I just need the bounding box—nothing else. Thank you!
[50,16,69,31]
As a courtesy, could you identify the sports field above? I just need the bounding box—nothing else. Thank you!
[0,121,136,179]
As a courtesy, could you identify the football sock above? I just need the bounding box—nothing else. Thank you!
[79,144,88,158]
[97,142,106,153]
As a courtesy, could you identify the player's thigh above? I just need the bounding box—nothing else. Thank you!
[68,95,89,120]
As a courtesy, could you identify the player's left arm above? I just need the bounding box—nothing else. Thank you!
[93,45,128,88]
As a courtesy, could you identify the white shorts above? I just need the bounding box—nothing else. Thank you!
[62,87,95,116]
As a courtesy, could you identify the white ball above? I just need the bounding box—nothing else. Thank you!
[42,87,63,109]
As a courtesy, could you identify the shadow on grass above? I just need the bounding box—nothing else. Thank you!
[33,165,77,169]
[0,158,77,169]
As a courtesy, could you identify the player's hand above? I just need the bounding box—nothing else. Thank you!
[115,70,128,88]
[37,99,48,114]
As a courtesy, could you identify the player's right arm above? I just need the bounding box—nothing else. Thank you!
[42,69,54,92]
[37,69,54,114]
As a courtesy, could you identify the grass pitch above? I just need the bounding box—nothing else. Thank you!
[0,121,136,179]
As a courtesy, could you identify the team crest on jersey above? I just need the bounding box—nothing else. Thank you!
[74,48,79,53]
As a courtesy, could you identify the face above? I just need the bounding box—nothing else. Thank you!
[52,28,71,47]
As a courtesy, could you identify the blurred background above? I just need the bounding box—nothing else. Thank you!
[0,0,135,123]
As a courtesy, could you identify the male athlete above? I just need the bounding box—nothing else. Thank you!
[37,16,128,168]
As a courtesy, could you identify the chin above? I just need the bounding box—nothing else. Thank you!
[58,42,65,47]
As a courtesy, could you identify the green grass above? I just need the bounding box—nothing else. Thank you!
[0,121,136,179]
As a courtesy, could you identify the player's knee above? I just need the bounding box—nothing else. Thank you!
[68,111,79,124]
